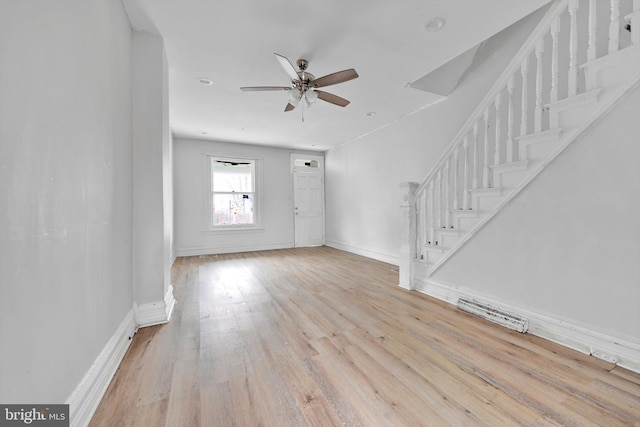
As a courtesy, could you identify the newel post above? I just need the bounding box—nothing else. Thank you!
[399,181,419,290]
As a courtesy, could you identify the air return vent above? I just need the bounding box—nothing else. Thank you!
[457,298,528,333]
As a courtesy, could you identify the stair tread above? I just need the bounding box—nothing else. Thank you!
[452,209,477,218]
[470,187,501,196]
[423,244,446,253]
[545,88,600,112]
[491,160,529,173]
[433,227,460,235]
[517,128,563,144]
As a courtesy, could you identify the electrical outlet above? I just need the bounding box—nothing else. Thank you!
[590,349,617,364]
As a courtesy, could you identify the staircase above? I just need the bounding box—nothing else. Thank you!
[400,0,640,286]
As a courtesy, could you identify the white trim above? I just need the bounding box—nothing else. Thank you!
[414,276,640,373]
[175,241,293,257]
[201,225,265,234]
[65,307,137,427]
[290,153,325,174]
[201,152,264,232]
[135,285,176,328]
[325,240,399,266]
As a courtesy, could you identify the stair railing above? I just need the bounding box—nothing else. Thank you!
[400,0,639,286]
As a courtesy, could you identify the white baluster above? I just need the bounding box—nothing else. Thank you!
[472,121,480,190]
[506,76,515,163]
[609,0,621,54]
[452,145,460,211]
[428,181,435,244]
[483,108,491,188]
[420,191,427,255]
[551,16,561,102]
[588,0,597,61]
[569,0,580,96]
[443,158,451,229]
[435,169,442,232]
[628,0,640,46]
[520,56,529,137]
[415,192,421,259]
[494,92,502,166]
[535,38,545,132]
[462,135,471,210]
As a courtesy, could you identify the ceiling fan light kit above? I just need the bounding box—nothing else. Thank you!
[241,53,359,119]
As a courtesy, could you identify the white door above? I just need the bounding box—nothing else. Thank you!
[292,155,324,247]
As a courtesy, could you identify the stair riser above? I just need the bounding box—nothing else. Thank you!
[496,169,530,191]
[424,227,455,245]
[550,102,599,130]
[520,140,558,164]
[427,250,445,264]
[472,191,503,214]
[584,45,640,91]
[438,232,462,249]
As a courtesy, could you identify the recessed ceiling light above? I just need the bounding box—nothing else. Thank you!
[200,131,208,135]
[425,17,446,32]
[366,112,376,117]
[198,78,213,85]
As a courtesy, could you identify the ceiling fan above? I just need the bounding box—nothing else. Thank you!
[240,53,359,112]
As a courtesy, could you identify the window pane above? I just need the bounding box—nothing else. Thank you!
[212,161,253,192]
[213,193,254,226]
[294,159,319,168]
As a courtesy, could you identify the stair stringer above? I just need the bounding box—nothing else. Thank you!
[421,73,640,278]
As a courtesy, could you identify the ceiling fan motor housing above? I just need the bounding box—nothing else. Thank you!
[296,58,309,71]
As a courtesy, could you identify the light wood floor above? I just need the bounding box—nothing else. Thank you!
[90,247,640,426]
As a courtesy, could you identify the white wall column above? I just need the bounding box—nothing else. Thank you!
[132,31,175,327]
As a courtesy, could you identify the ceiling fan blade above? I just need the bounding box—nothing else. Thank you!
[315,90,350,107]
[240,86,291,91]
[284,103,296,112]
[274,53,300,82]
[312,69,359,88]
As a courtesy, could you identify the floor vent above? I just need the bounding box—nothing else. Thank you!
[457,298,528,333]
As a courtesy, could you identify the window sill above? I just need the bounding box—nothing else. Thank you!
[202,226,265,234]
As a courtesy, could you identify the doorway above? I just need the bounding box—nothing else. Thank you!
[291,154,325,247]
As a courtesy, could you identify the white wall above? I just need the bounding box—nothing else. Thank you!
[432,85,640,342]
[132,31,172,305]
[325,8,546,265]
[0,0,133,403]
[173,138,317,255]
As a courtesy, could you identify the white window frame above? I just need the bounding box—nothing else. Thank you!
[204,155,262,232]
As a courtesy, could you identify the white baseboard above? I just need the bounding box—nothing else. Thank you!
[325,240,399,266]
[66,307,137,427]
[175,242,293,257]
[414,277,640,374]
[135,285,176,328]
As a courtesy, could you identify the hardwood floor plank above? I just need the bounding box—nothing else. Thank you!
[342,327,516,426]
[308,337,408,426]
[165,359,201,427]
[373,319,551,426]
[90,247,640,426]
[425,321,611,426]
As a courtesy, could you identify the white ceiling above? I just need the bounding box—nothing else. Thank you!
[123,0,551,151]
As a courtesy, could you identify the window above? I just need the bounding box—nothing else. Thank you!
[293,158,319,168]
[210,157,258,228]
